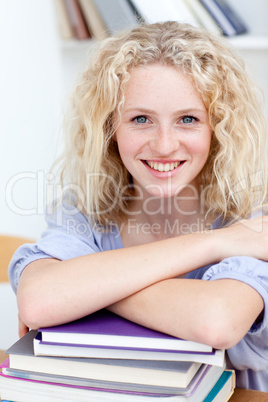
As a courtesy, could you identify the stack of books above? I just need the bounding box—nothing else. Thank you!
[54,0,248,42]
[0,309,235,401]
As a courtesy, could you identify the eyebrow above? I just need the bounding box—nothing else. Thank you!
[124,107,206,115]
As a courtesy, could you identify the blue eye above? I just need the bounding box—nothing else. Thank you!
[182,116,196,124]
[134,116,148,124]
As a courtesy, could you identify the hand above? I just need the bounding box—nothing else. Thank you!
[18,313,29,338]
[215,215,268,261]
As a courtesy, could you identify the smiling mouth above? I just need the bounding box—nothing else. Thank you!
[144,160,184,172]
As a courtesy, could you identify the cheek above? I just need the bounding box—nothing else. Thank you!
[117,138,131,158]
[190,133,211,161]
[116,135,136,167]
[116,131,143,159]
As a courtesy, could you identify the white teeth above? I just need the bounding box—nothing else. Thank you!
[158,163,164,172]
[146,161,180,172]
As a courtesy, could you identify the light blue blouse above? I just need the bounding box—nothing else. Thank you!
[8,201,268,392]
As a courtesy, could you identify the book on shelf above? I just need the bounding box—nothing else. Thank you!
[78,0,109,40]
[63,0,91,40]
[91,0,139,35]
[38,309,214,353]
[199,0,248,36]
[129,0,199,27]
[182,0,222,34]
[54,0,74,40]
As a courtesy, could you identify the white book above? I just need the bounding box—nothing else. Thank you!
[6,330,203,388]
[54,0,74,39]
[183,0,222,34]
[130,0,200,26]
[0,365,227,401]
[33,336,226,367]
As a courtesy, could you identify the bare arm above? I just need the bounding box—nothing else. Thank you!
[17,216,268,330]
[108,277,264,350]
[17,231,216,329]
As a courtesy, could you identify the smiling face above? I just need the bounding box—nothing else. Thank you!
[115,63,212,200]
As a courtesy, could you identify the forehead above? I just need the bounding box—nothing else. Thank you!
[122,63,205,110]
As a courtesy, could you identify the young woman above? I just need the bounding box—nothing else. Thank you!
[9,22,268,391]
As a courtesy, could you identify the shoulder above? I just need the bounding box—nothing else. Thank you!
[45,196,123,250]
[8,196,123,292]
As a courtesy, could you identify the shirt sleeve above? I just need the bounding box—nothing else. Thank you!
[8,199,107,294]
[202,256,268,371]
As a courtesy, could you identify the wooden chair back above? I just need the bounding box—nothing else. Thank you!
[0,235,34,282]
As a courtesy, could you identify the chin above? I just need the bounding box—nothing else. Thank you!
[144,185,185,199]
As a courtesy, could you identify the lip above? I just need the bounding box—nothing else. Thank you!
[141,159,186,178]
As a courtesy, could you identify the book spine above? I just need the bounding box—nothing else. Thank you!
[183,0,222,34]
[129,0,199,26]
[199,0,245,36]
[213,0,247,34]
[167,0,200,25]
[63,0,91,40]
[91,0,139,35]
[78,0,108,40]
[54,0,74,40]
[203,370,235,401]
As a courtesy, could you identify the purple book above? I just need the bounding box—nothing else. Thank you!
[39,309,212,352]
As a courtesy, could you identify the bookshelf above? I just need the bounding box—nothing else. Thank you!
[61,35,268,52]
[228,0,268,51]
[57,1,268,51]
[228,35,268,51]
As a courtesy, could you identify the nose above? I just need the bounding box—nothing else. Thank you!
[149,125,180,156]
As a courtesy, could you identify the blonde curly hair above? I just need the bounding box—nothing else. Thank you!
[56,21,268,226]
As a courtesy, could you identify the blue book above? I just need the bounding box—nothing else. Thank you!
[200,0,247,36]
[204,370,235,401]
[0,369,235,401]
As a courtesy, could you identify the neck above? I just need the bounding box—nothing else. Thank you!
[119,188,212,247]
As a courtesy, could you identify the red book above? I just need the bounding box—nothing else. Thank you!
[63,0,91,40]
